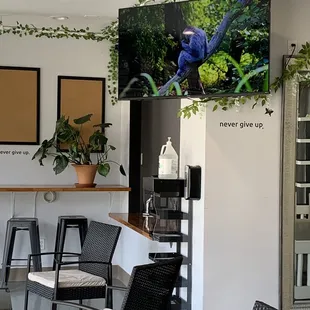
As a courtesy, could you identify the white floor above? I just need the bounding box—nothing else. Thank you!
[0,281,126,310]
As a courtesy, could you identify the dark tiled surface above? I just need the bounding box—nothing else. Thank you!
[0,280,125,310]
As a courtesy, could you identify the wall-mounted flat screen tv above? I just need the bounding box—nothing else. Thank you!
[118,0,270,100]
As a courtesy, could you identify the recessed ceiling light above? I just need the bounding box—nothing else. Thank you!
[50,16,69,21]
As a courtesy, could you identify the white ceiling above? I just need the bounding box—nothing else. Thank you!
[0,0,137,19]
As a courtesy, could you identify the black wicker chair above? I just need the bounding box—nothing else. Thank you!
[253,300,277,310]
[24,221,122,310]
[51,257,183,310]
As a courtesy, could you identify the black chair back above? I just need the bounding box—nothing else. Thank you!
[79,221,121,279]
[121,257,183,310]
[253,301,277,310]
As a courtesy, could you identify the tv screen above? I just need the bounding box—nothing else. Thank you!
[118,0,270,100]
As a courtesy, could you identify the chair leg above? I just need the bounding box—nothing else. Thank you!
[24,288,29,310]
[106,265,113,309]
[106,288,113,309]
[51,303,57,310]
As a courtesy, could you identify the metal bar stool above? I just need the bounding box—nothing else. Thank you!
[0,217,41,287]
[52,215,88,270]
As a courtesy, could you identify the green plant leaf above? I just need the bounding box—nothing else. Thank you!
[89,130,108,147]
[119,165,126,176]
[93,123,113,129]
[109,145,116,151]
[56,116,79,143]
[68,142,80,161]
[56,115,69,130]
[57,129,75,143]
[74,114,93,125]
[32,138,54,165]
[53,155,69,175]
[98,163,110,177]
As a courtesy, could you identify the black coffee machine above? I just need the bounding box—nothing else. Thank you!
[142,176,185,242]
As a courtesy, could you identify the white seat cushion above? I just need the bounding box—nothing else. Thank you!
[28,269,106,289]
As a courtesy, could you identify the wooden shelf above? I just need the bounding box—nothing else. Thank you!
[0,185,131,192]
[109,213,185,242]
[109,213,153,240]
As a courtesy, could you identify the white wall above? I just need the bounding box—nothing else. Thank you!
[0,23,128,267]
[204,103,281,310]
[202,0,303,309]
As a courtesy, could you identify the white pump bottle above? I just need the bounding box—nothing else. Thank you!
[158,137,178,179]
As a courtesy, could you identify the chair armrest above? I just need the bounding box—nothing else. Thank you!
[26,252,81,272]
[106,285,128,292]
[57,261,111,266]
[29,252,81,259]
[51,301,101,310]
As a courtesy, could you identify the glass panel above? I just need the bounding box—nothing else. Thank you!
[298,84,310,117]
[295,85,310,301]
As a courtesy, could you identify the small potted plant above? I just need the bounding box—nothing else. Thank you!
[32,114,126,187]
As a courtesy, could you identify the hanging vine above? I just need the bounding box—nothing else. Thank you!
[178,43,310,118]
[1,1,310,117]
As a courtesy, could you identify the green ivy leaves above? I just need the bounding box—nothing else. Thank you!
[0,21,118,105]
[179,43,310,118]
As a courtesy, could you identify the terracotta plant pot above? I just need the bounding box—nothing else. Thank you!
[72,164,98,188]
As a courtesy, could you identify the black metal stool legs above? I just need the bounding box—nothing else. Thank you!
[53,216,88,270]
[29,222,42,271]
[0,225,16,286]
[53,220,61,270]
[1,218,41,288]
[53,220,67,270]
[79,221,88,246]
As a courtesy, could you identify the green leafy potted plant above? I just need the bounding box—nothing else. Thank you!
[32,114,126,187]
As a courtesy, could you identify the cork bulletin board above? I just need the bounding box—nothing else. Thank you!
[57,76,106,150]
[0,66,40,144]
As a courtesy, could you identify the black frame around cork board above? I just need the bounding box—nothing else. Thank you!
[57,75,106,152]
[0,66,40,145]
